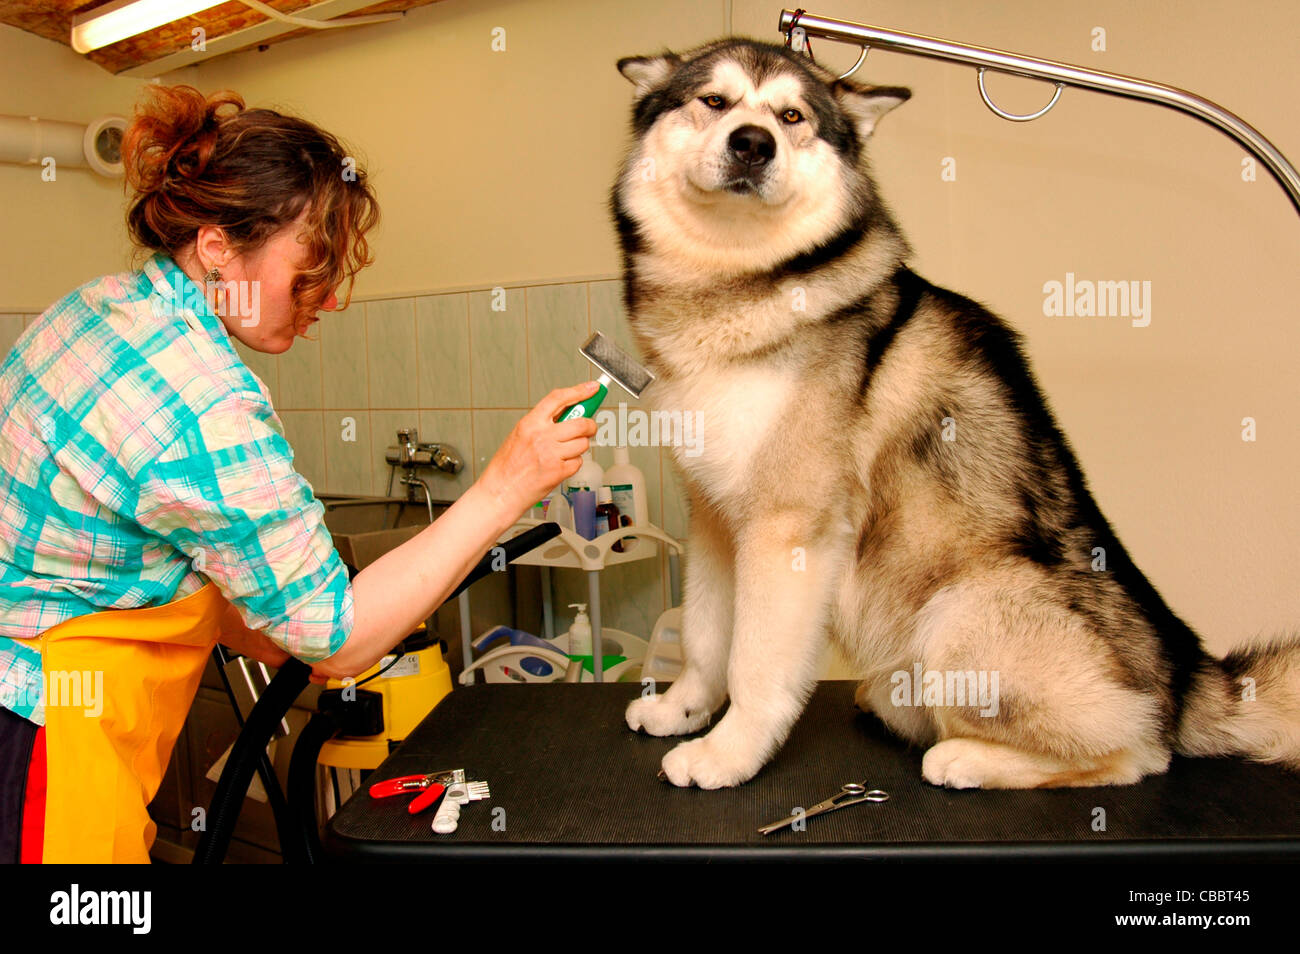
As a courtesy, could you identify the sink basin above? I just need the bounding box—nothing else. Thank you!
[317,493,453,572]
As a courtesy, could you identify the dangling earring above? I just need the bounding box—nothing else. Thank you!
[203,265,223,316]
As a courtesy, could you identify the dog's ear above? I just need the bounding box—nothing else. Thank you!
[617,53,680,96]
[831,82,911,137]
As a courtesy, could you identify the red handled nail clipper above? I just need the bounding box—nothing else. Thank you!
[369,768,465,815]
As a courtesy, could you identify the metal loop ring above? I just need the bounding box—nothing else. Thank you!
[838,45,869,80]
[864,789,889,802]
[977,68,1065,122]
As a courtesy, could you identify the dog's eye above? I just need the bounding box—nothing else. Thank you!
[701,94,726,109]
[781,108,804,124]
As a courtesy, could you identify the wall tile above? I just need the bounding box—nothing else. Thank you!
[526,283,589,405]
[469,288,528,408]
[277,411,326,493]
[277,334,321,410]
[319,301,368,408]
[416,293,470,408]
[418,408,474,500]
[0,315,25,361]
[367,298,418,408]
[322,409,371,496]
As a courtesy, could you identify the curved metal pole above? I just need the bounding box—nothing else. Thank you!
[778,9,1300,218]
[977,69,1064,122]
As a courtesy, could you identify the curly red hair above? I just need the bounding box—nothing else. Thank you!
[123,84,379,336]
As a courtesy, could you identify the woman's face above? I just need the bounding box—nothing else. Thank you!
[187,213,339,354]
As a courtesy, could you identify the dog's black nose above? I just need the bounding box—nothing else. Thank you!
[728,125,776,167]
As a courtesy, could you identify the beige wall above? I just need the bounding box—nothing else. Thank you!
[1,0,1296,663]
[0,25,150,310]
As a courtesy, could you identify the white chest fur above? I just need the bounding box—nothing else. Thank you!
[653,362,795,502]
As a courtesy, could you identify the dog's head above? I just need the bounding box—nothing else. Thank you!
[612,38,909,276]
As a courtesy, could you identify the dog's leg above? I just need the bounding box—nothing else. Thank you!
[921,738,1154,789]
[855,677,939,746]
[625,496,732,736]
[659,512,847,788]
[910,571,1171,789]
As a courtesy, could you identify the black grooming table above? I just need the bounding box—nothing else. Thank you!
[324,681,1300,861]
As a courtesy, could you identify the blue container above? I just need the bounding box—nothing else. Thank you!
[570,489,597,540]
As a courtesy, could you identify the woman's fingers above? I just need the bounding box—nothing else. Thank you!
[554,434,594,466]
[553,415,599,446]
[539,381,601,423]
[477,383,604,516]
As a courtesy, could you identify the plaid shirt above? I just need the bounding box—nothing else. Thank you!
[0,253,353,726]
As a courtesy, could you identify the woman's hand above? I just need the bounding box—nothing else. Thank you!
[476,381,601,519]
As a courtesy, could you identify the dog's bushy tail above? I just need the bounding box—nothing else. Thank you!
[1176,634,1300,770]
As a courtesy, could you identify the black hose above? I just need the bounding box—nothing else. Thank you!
[444,522,561,601]
[193,658,311,864]
[284,709,346,864]
[194,523,562,864]
[210,646,293,841]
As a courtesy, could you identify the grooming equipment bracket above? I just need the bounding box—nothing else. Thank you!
[779,8,1300,217]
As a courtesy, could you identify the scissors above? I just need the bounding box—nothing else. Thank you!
[758,782,889,836]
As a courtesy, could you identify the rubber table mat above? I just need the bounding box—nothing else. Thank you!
[324,681,1300,861]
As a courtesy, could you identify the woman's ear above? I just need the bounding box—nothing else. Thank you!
[194,226,235,274]
[831,82,912,138]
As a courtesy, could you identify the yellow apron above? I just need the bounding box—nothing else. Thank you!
[16,581,227,863]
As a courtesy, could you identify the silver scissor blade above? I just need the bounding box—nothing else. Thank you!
[757,813,801,836]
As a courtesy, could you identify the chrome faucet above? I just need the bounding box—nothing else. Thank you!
[386,428,464,474]
[384,428,464,523]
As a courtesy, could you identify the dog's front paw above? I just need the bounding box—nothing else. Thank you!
[659,735,762,789]
[625,693,712,737]
[921,738,992,789]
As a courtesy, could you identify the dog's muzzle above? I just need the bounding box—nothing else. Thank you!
[725,124,776,191]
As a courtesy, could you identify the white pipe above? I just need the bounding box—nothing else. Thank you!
[0,114,127,176]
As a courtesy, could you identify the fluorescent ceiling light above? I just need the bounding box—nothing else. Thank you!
[71,0,226,54]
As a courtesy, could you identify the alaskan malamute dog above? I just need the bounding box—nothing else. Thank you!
[616,39,1299,789]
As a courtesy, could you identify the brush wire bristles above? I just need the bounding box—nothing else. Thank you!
[580,331,655,398]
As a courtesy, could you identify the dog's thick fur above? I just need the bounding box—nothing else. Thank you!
[614,39,1300,789]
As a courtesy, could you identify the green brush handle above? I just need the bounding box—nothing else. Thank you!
[557,381,608,422]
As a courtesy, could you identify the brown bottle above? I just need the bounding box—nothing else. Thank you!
[596,486,623,552]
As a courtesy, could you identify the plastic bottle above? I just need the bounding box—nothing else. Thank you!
[595,486,623,552]
[567,451,604,494]
[545,482,574,531]
[567,603,592,656]
[571,489,597,539]
[604,446,647,542]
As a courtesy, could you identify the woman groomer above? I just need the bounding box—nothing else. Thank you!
[0,85,600,863]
